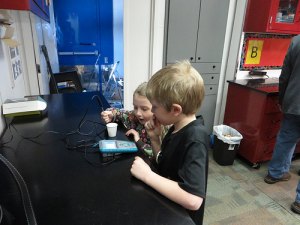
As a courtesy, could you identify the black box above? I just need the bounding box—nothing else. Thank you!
[213,135,239,166]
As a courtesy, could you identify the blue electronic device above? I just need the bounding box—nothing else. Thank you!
[99,140,138,153]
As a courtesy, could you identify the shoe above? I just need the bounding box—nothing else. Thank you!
[291,201,300,214]
[264,172,291,184]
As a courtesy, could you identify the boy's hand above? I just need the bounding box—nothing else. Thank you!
[126,129,140,142]
[101,111,113,123]
[145,116,162,141]
[130,156,152,182]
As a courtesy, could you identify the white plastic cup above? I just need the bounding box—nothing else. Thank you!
[106,123,118,137]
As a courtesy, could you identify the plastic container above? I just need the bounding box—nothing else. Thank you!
[213,125,243,166]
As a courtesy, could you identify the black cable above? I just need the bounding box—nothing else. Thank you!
[75,94,105,134]
[2,94,109,165]
[92,94,105,112]
[60,94,107,152]
[0,117,14,147]
[7,96,106,144]
[0,154,38,225]
[0,204,3,224]
[81,143,104,167]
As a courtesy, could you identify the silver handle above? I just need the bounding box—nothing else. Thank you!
[74,50,98,55]
[58,52,73,56]
[58,50,99,56]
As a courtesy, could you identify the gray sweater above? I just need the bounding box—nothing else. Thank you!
[279,35,300,115]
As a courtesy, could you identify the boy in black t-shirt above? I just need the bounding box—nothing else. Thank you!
[130,60,209,225]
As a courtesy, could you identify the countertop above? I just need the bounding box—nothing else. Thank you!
[227,78,279,95]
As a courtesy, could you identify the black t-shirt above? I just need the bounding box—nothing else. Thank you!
[157,119,209,225]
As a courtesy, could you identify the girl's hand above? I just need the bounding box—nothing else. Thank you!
[126,129,140,142]
[130,156,152,182]
[101,111,113,123]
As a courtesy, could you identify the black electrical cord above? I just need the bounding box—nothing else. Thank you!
[2,93,107,145]
[0,204,3,224]
[0,154,37,225]
[0,117,14,147]
[1,94,111,167]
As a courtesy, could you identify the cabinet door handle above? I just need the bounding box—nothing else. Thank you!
[190,57,194,61]
[197,57,201,60]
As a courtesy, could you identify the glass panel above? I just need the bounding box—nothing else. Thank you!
[101,62,124,108]
[276,0,299,23]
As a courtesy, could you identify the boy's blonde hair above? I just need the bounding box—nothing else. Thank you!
[133,82,147,97]
[146,60,205,114]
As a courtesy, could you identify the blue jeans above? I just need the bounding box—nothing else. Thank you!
[267,114,300,202]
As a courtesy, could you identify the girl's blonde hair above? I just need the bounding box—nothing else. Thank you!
[133,82,147,97]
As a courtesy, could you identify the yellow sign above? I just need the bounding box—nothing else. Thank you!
[245,40,264,64]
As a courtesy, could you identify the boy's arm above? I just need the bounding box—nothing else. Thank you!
[148,137,161,158]
[145,117,164,157]
[131,157,203,210]
[146,171,203,210]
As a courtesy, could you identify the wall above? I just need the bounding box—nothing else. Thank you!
[123,0,165,110]
[0,3,58,136]
[0,10,30,134]
[113,0,124,77]
[215,0,248,125]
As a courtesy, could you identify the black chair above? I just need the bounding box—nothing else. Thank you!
[41,45,83,94]
[50,71,83,94]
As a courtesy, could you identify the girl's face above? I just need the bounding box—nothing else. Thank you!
[133,94,153,125]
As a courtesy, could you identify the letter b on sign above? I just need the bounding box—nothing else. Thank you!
[245,40,264,65]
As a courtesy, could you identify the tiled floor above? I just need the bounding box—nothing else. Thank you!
[204,149,300,225]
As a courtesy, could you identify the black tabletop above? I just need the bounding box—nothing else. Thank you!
[0,92,195,225]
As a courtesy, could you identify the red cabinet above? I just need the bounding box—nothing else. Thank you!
[223,80,300,167]
[244,0,300,34]
[0,0,49,22]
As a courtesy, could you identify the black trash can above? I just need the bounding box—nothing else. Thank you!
[213,125,243,166]
[213,135,239,166]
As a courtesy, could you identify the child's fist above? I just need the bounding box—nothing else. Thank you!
[101,111,113,123]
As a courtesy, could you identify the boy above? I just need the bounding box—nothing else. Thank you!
[130,60,209,225]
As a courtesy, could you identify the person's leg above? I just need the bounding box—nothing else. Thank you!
[296,181,300,203]
[267,114,300,178]
[291,180,300,214]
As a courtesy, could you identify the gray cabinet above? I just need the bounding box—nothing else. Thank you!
[166,0,200,62]
[193,63,219,134]
[165,0,229,134]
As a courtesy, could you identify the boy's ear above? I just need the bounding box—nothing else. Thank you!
[171,104,182,116]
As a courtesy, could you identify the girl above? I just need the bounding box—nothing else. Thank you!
[101,82,167,157]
